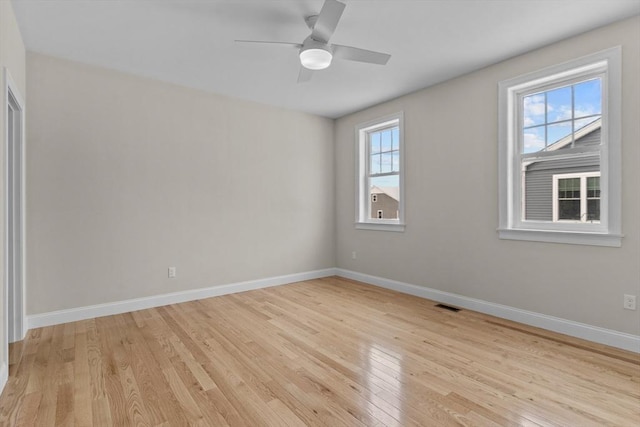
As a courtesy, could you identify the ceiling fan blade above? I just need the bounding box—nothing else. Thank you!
[311,0,346,43]
[332,44,391,65]
[297,66,313,83]
[235,40,301,48]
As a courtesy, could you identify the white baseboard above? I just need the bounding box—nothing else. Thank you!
[25,267,639,353]
[27,268,337,330]
[336,268,640,353]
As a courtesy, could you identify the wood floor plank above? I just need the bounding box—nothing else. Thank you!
[1,277,638,426]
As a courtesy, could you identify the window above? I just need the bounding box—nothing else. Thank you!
[553,172,600,222]
[356,112,404,231]
[498,47,621,246]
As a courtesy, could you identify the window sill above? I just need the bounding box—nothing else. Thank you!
[356,222,405,232]
[498,228,622,247]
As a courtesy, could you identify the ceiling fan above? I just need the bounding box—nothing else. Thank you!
[235,0,391,82]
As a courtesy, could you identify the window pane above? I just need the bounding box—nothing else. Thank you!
[522,78,604,155]
[370,132,381,154]
[524,151,599,222]
[370,153,381,174]
[587,199,600,221]
[547,122,572,146]
[381,129,392,152]
[392,151,399,172]
[369,175,399,220]
[574,78,602,118]
[574,116,600,130]
[380,152,393,173]
[371,174,399,189]
[546,86,571,123]
[558,178,580,199]
[523,126,546,153]
[559,200,581,220]
[574,116,601,146]
[587,176,600,198]
[392,127,399,150]
[523,94,546,127]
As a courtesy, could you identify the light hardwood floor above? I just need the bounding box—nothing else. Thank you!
[0,277,638,426]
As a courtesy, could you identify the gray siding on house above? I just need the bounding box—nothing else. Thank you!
[525,158,599,221]
[524,125,601,221]
[576,127,601,147]
[527,155,598,172]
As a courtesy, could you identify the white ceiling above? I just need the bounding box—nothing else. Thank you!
[12,0,640,118]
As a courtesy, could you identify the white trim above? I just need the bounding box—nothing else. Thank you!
[27,268,337,329]
[335,268,639,353]
[498,47,622,246]
[497,228,622,247]
[3,67,27,371]
[355,222,405,232]
[0,362,7,393]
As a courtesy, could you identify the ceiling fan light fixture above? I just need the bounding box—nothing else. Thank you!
[300,47,332,70]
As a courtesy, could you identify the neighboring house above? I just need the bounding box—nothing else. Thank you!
[370,186,399,219]
[524,118,601,222]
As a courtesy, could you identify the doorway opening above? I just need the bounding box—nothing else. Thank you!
[5,70,25,347]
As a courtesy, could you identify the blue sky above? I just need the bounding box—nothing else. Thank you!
[522,78,601,153]
[369,127,400,188]
[370,175,399,189]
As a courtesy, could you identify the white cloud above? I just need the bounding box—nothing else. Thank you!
[523,95,546,127]
[523,131,545,152]
[575,105,598,118]
[550,105,570,122]
[549,104,598,122]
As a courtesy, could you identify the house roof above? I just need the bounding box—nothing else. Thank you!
[524,118,602,172]
[545,118,602,151]
[371,186,399,201]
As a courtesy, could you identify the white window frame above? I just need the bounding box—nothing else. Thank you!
[552,172,600,223]
[355,112,405,232]
[498,47,622,247]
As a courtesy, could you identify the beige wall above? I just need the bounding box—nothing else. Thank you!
[26,53,335,314]
[335,17,640,335]
[0,0,26,372]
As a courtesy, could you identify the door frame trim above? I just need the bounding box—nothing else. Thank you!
[4,67,26,352]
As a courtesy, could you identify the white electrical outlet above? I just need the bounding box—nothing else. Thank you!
[352,251,357,260]
[168,267,176,278]
[623,294,636,310]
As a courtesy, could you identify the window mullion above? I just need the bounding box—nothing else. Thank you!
[544,92,548,149]
[580,176,587,223]
[365,132,372,220]
[571,85,575,148]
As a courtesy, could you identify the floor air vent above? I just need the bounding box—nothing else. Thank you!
[435,303,461,312]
